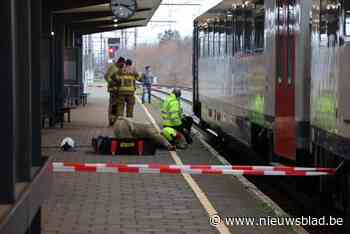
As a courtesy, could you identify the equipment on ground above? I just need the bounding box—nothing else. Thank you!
[60,137,75,151]
[92,136,156,155]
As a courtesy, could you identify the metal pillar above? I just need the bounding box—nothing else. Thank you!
[53,16,65,123]
[0,0,16,203]
[75,35,83,98]
[0,1,52,233]
[14,0,32,182]
[26,209,41,234]
[31,0,42,166]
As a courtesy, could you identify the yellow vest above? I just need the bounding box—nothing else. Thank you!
[161,93,182,127]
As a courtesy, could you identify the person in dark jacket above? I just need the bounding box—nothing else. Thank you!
[141,66,153,104]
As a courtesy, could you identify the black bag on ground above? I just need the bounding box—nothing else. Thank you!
[92,136,111,154]
[100,137,111,154]
[91,136,157,155]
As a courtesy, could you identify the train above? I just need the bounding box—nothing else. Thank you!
[193,0,350,212]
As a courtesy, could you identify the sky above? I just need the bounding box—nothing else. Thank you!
[136,0,202,43]
[135,0,223,43]
[87,0,223,58]
[103,0,206,44]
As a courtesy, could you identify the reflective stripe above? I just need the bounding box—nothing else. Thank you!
[161,93,182,127]
[118,74,136,92]
[162,117,180,122]
[109,87,119,91]
[161,111,179,115]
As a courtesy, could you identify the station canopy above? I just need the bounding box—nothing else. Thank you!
[195,0,264,25]
[53,0,162,34]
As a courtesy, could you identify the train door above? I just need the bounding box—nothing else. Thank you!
[274,0,297,160]
[193,22,201,118]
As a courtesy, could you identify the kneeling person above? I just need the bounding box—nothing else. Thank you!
[162,127,188,149]
[161,88,193,144]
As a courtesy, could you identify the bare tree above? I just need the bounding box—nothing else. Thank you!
[131,30,192,88]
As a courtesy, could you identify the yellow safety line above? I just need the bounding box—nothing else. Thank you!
[136,96,231,234]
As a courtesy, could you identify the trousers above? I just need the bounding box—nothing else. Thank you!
[115,94,135,118]
[165,116,193,144]
[142,84,152,104]
[109,92,118,125]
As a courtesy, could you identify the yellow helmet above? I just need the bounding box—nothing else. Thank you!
[162,127,177,142]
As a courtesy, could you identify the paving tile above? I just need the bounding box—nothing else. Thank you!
[43,94,297,234]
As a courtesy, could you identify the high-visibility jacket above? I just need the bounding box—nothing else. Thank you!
[161,93,182,127]
[162,127,177,142]
[162,127,187,149]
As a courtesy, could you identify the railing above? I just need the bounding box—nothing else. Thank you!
[146,84,194,119]
[150,84,193,104]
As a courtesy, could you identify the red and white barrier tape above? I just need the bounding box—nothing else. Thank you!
[52,163,336,176]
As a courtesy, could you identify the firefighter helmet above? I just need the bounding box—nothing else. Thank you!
[60,137,75,151]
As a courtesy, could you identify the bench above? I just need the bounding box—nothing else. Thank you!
[80,93,89,106]
[62,107,72,123]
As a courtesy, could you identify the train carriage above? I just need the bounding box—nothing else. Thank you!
[193,0,312,163]
[193,0,350,211]
[310,0,350,163]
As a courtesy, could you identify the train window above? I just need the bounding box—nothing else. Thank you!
[232,17,236,55]
[213,25,217,56]
[198,30,204,57]
[228,2,265,55]
[234,15,243,54]
[254,10,265,53]
[226,26,233,56]
[243,12,254,53]
[220,31,226,56]
[215,30,220,57]
[320,0,340,47]
[344,1,350,37]
[208,26,212,56]
[202,30,208,57]
[345,14,350,36]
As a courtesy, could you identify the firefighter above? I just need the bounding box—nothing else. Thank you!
[125,59,140,99]
[113,117,176,151]
[105,57,125,126]
[161,88,193,144]
[114,59,139,118]
[125,59,139,77]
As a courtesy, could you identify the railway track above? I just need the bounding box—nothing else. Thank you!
[150,85,196,121]
[150,85,348,234]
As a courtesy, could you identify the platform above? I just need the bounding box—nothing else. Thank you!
[41,87,301,234]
